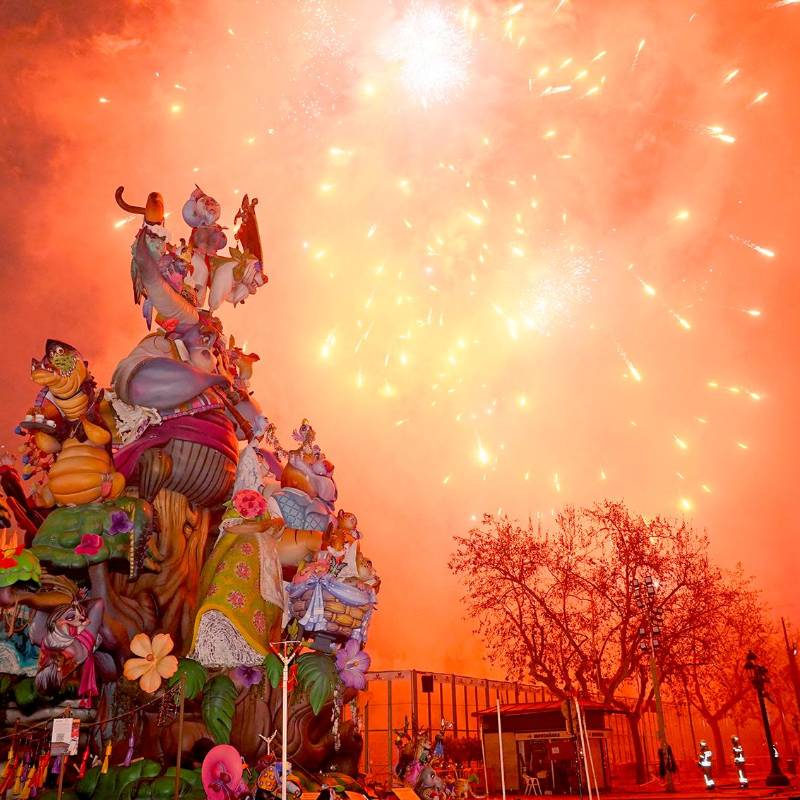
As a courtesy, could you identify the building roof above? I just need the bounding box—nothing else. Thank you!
[473,700,617,717]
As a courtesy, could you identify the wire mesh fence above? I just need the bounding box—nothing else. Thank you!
[357,670,799,786]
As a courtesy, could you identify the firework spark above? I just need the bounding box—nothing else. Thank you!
[380,4,472,106]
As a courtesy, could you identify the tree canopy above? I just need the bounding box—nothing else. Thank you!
[449,499,761,780]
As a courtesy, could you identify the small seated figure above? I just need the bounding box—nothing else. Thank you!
[317,511,360,577]
[269,421,336,532]
[182,186,227,308]
[255,753,279,800]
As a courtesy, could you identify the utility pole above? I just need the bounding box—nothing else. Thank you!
[633,576,676,792]
[743,650,790,786]
[270,640,301,800]
[173,675,186,800]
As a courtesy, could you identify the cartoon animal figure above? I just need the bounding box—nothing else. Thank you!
[270,421,337,531]
[396,722,433,783]
[394,719,413,779]
[208,247,266,312]
[353,549,380,590]
[255,759,278,799]
[26,341,125,507]
[451,777,478,800]
[182,185,221,228]
[29,340,94,428]
[252,752,302,800]
[327,511,359,550]
[112,228,264,507]
[0,576,116,702]
[204,194,267,312]
[227,336,261,394]
[44,428,126,507]
[233,194,263,262]
[433,719,453,761]
[114,186,166,308]
[182,186,227,307]
[138,249,195,330]
[416,766,445,800]
[415,730,434,767]
[305,510,377,586]
[319,511,359,570]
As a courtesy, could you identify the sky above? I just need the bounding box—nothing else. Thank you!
[1,0,799,678]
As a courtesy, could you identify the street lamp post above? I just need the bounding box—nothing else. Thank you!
[743,650,790,787]
[781,618,800,724]
[633,576,676,793]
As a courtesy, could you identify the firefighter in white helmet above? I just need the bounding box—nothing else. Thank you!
[698,740,715,790]
[731,736,748,789]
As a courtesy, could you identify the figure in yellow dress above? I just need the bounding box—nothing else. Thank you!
[190,442,285,667]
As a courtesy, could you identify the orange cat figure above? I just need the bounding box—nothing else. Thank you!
[323,510,359,552]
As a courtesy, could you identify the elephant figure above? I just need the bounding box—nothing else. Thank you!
[112,229,257,508]
[108,226,267,652]
[416,766,445,800]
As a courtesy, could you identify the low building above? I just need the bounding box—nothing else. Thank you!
[475,701,613,794]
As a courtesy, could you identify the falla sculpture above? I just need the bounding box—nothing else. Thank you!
[0,184,380,800]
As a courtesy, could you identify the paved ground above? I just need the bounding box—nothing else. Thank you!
[595,786,799,799]
[485,773,800,800]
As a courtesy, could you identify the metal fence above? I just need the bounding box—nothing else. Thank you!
[356,670,799,785]
[359,670,541,781]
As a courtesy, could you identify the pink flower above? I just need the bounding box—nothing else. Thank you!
[235,562,251,580]
[215,560,228,574]
[232,489,267,519]
[227,591,245,609]
[335,639,371,690]
[239,542,254,556]
[252,610,266,634]
[75,534,103,557]
[207,583,218,597]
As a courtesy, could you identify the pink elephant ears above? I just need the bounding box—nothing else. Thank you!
[202,744,245,800]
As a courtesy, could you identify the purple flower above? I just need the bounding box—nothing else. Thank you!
[231,665,263,689]
[108,511,134,536]
[335,639,371,690]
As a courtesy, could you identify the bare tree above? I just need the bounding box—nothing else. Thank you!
[669,566,773,770]
[449,500,721,782]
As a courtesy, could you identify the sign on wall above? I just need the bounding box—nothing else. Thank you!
[50,718,80,756]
